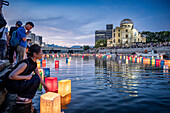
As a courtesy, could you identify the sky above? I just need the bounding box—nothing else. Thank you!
[3,0,170,47]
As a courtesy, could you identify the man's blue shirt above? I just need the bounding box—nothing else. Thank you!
[16,27,27,48]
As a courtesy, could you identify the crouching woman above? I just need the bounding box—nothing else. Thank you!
[6,44,49,104]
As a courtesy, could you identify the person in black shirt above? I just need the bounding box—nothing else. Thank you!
[6,44,49,104]
[8,21,22,68]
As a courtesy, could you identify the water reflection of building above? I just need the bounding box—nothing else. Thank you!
[95,58,139,97]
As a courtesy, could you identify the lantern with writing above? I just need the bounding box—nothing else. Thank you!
[43,68,50,77]
[38,69,44,91]
[55,60,59,68]
[40,92,61,113]
[36,60,41,69]
[42,60,46,67]
[58,79,71,97]
[45,77,58,93]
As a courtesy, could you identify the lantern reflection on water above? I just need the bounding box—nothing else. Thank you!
[61,93,71,109]
[45,77,58,93]
[40,92,61,113]
[58,79,71,97]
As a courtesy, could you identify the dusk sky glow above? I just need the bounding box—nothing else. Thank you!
[3,0,170,47]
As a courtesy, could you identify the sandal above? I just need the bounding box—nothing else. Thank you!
[16,97,32,104]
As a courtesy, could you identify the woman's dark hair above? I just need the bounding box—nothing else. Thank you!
[27,44,41,57]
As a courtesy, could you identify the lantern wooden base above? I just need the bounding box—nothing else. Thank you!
[58,80,71,97]
[40,92,61,113]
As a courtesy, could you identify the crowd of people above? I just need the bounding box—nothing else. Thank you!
[0,20,34,68]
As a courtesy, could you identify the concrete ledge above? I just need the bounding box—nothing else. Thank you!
[0,61,10,72]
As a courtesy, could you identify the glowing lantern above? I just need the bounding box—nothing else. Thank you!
[58,79,71,97]
[156,59,161,67]
[68,59,71,63]
[61,93,71,109]
[45,77,58,93]
[40,92,61,113]
[120,55,122,60]
[137,58,140,63]
[46,54,49,58]
[126,59,128,64]
[55,60,59,68]
[36,60,41,69]
[42,54,45,58]
[38,69,44,91]
[42,60,46,67]
[43,68,50,77]
[161,55,163,60]
[163,65,169,70]
[152,59,155,64]
[164,60,170,68]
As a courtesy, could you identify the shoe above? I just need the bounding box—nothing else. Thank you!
[16,97,32,104]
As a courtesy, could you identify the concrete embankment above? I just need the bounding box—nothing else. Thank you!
[98,46,170,54]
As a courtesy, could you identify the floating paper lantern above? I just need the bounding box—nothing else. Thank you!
[42,60,46,67]
[43,68,50,77]
[152,59,155,64]
[40,92,61,113]
[120,55,122,60]
[156,59,161,67]
[37,60,41,69]
[45,77,58,93]
[42,54,45,58]
[58,79,71,97]
[38,69,44,91]
[55,60,59,68]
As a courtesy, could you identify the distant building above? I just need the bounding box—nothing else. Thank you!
[95,24,113,45]
[107,19,146,47]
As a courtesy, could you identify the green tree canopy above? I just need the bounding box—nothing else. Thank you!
[95,39,107,48]
[141,31,170,43]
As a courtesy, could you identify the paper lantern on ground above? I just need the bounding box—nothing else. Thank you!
[40,92,61,113]
[36,60,41,69]
[55,60,59,68]
[58,80,71,97]
[38,69,44,91]
[42,60,46,67]
[45,77,58,93]
[43,68,50,77]
[61,93,71,109]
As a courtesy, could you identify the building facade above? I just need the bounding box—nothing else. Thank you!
[107,19,146,47]
[95,24,113,44]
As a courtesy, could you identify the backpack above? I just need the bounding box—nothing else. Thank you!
[0,59,29,91]
[0,27,5,39]
[9,30,21,47]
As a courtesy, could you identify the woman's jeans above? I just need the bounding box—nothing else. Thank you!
[6,74,40,99]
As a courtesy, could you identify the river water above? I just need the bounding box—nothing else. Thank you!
[33,56,170,113]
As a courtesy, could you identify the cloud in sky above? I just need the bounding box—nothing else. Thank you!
[3,0,170,47]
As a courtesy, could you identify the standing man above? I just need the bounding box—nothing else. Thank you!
[8,21,22,68]
[16,22,34,62]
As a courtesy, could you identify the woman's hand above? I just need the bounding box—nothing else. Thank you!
[25,74,32,80]
[43,84,49,92]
